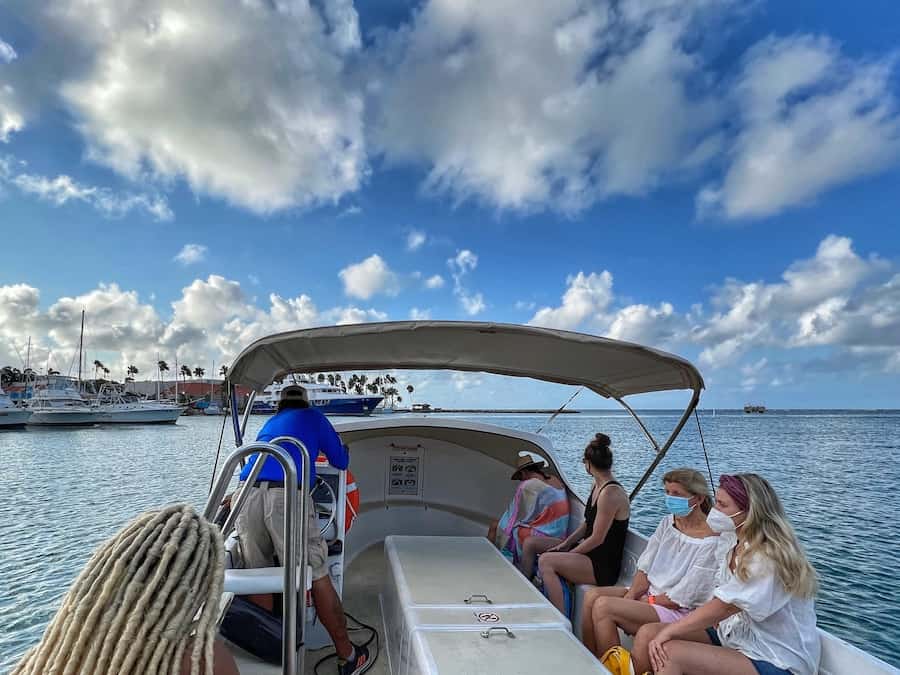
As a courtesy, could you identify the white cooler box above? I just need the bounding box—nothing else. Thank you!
[383,536,609,675]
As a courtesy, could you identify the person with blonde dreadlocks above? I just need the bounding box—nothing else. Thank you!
[12,504,239,675]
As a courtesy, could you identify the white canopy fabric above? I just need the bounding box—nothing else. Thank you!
[226,321,704,399]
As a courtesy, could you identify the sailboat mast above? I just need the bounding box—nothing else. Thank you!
[77,309,85,387]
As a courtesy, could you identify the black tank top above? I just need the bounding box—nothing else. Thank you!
[582,480,629,586]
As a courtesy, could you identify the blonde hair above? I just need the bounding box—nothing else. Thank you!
[663,468,713,514]
[13,504,225,675]
[733,474,818,599]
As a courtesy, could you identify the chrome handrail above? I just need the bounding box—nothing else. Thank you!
[204,438,310,675]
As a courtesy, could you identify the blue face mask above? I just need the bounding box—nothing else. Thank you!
[664,494,694,517]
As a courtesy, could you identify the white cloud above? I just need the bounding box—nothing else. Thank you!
[19,0,366,213]
[409,307,431,320]
[406,229,427,251]
[606,301,685,346]
[698,36,900,219]
[739,357,768,391]
[339,254,400,300]
[459,292,486,316]
[0,39,17,64]
[424,274,445,289]
[338,205,362,218]
[0,86,24,142]
[446,249,484,314]
[0,276,389,379]
[2,165,173,220]
[173,243,208,266]
[693,235,889,367]
[372,0,724,212]
[448,249,478,276]
[530,271,613,330]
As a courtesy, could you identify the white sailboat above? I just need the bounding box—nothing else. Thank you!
[0,384,30,428]
[204,321,897,675]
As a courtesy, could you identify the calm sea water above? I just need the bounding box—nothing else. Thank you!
[1,410,898,671]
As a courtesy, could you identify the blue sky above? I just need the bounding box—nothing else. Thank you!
[1,0,900,408]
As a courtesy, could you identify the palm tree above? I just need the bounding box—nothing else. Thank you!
[194,367,205,379]
[102,367,110,381]
[406,384,414,407]
[180,365,192,381]
[158,360,169,376]
[127,365,138,379]
[93,359,104,379]
[220,365,228,377]
[1,366,21,386]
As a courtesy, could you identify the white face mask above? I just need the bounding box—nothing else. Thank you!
[707,507,743,533]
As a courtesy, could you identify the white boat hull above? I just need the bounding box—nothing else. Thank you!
[0,408,31,428]
[27,410,99,426]
[96,407,182,424]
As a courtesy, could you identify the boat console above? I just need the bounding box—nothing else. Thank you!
[383,535,609,675]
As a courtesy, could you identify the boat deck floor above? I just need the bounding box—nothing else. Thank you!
[227,543,390,675]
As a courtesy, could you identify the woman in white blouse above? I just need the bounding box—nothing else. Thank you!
[633,473,820,675]
[581,468,719,658]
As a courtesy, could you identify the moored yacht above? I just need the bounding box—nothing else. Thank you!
[0,384,30,428]
[93,383,182,424]
[25,376,99,426]
[251,379,383,416]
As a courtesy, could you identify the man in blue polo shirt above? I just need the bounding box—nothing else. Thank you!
[234,385,370,675]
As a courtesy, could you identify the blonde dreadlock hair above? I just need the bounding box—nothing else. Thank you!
[13,504,225,675]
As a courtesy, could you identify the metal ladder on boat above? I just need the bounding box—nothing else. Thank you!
[204,435,312,675]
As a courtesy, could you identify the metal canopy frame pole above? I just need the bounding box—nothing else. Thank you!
[268,435,312,675]
[626,388,701,502]
[229,384,242,445]
[204,440,308,675]
[614,396,660,453]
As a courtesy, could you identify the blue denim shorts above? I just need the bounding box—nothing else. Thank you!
[704,629,791,675]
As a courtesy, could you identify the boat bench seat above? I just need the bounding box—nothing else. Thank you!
[572,546,641,642]
[384,535,610,675]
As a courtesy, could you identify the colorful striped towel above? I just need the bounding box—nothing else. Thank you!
[495,478,570,566]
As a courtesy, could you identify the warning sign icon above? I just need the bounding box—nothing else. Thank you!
[475,612,500,624]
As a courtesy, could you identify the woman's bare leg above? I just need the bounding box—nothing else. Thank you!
[519,535,561,579]
[580,586,627,654]
[655,641,759,675]
[590,596,659,657]
[537,552,596,614]
[632,623,712,674]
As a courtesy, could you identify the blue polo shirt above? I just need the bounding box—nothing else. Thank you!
[238,407,348,487]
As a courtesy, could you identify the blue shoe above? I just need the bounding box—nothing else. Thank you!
[337,644,371,675]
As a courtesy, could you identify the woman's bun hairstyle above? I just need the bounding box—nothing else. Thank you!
[585,433,613,470]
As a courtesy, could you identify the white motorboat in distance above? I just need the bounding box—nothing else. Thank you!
[26,376,99,426]
[0,385,30,428]
[93,384,182,424]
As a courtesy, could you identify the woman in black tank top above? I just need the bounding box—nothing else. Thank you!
[536,433,630,614]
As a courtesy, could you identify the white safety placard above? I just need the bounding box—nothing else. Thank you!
[389,455,421,496]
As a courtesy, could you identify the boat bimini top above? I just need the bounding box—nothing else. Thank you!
[226,321,705,499]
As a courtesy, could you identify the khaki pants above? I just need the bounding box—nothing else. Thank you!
[234,482,329,580]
